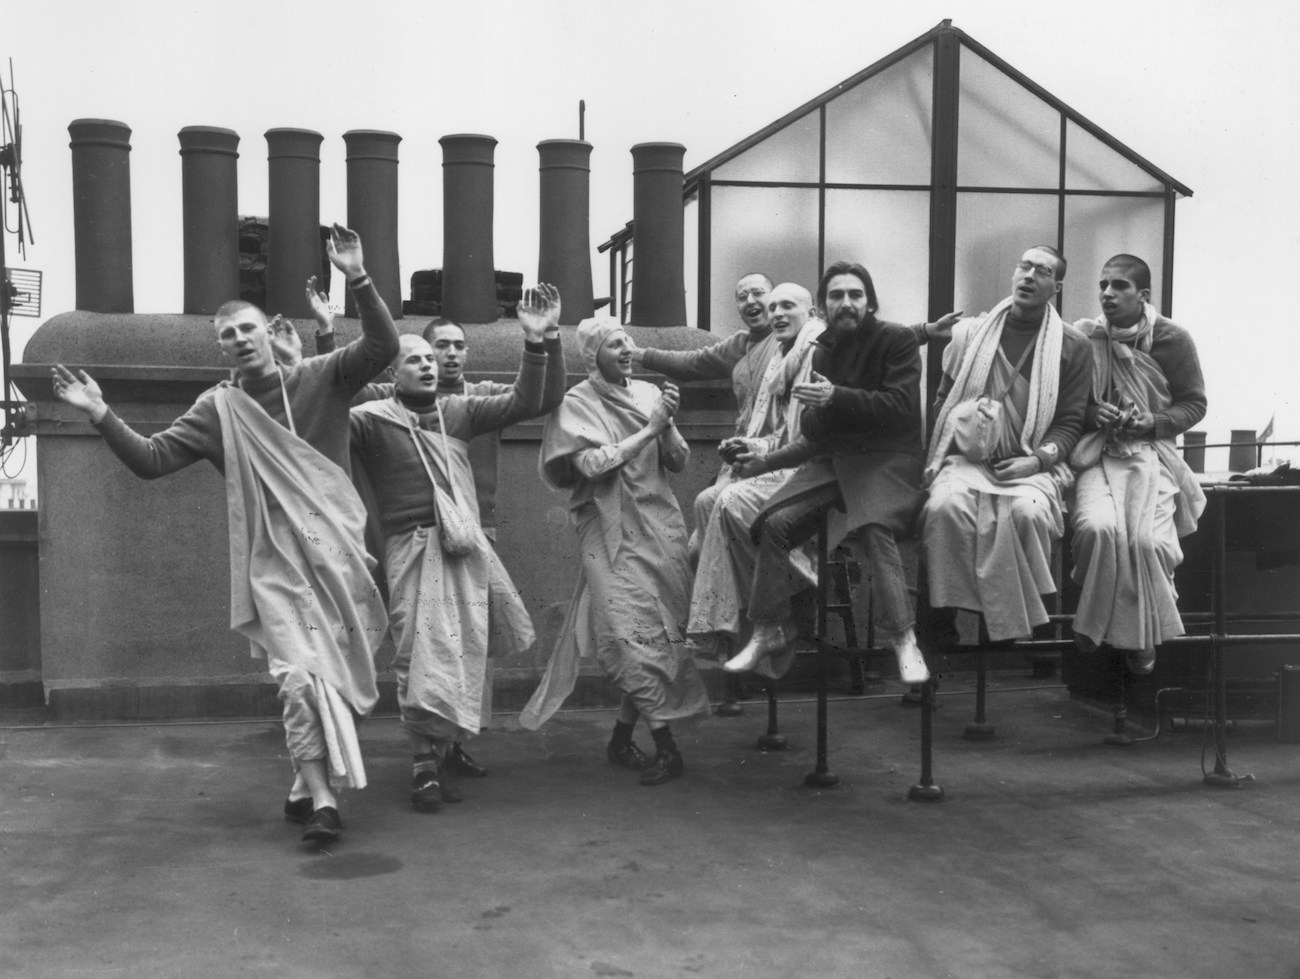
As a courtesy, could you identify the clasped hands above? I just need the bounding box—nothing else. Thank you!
[648,382,681,432]
[1094,399,1154,439]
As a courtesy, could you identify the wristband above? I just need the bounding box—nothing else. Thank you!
[347,274,372,291]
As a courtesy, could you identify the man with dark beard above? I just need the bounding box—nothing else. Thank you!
[723,261,930,684]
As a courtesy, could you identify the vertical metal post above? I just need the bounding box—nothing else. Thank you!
[1161,184,1176,318]
[1205,492,1240,788]
[963,649,995,740]
[697,175,711,331]
[806,511,839,787]
[757,678,787,751]
[925,29,960,439]
[909,679,944,801]
[1103,661,1135,746]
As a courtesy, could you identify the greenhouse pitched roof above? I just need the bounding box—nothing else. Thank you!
[681,19,1192,198]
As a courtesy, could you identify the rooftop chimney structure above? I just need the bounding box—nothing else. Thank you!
[68,119,134,313]
[178,126,240,316]
[439,134,498,324]
[265,128,323,319]
[629,142,687,327]
[537,139,594,324]
[344,129,403,319]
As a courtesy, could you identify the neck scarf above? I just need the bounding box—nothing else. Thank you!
[925,296,1065,478]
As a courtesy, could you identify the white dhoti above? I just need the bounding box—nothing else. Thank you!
[386,525,534,742]
[688,469,814,641]
[217,386,387,790]
[921,455,1065,642]
[1071,442,1203,653]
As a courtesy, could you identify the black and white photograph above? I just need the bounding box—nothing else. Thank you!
[1,2,1298,977]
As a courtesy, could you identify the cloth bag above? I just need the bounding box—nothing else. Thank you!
[403,399,478,558]
[947,336,1038,463]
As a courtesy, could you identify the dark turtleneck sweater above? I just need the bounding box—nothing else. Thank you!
[329,334,566,531]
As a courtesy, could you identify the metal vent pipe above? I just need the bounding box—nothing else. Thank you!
[537,139,594,324]
[68,118,134,313]
[178,126,240,315]
[265,128,323,318]
[629,142,686,327]
[439,134,498,324]
[344,129,402,319]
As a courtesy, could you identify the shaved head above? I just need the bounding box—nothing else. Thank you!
[214,299,267,326]
[1102,253,1151,292]
[769,282,813,308]
[393,333,432,369]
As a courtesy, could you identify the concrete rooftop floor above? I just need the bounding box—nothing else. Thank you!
[2,674,1299,979]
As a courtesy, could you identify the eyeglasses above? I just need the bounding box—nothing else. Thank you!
[1015,260,1057,280]
[736,288,769,302]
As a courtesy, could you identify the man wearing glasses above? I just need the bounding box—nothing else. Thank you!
[920,245,1092,644]
[632,272,783,550]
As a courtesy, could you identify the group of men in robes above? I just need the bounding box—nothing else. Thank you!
[633,246,1204,708]
[53,225,1204,838]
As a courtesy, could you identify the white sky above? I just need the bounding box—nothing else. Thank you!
[4,0,1299,477]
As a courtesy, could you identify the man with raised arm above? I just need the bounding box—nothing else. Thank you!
[721,262,930,685]
[51,226,400,846]
[348,288,558,810]
[1070,254,1206,674]
[315,285,567,778]
[920,245,1092,644]
[633,273,959,553]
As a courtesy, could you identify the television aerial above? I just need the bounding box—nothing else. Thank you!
[1,57,40,457]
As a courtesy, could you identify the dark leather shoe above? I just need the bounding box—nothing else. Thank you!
[284,797,314,825]
[447,743,489,778]
[301,806,342,844]
[639,747,684,786]
[440,769,464,804]
[607,739,652,771]
[411,768,443,811]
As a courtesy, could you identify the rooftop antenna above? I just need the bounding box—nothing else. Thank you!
[579,100,585,141]
[1,57,40,456]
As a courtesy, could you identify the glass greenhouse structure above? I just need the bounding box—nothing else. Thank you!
[602,19,1191,402]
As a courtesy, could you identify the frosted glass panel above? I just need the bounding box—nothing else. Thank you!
[823,189,930,325]
[683,191,699,329]
[1064,120,1164,192]
[825,47,933,186]
[709,186,819,336]
[713,111,820,184]
[958,47,1060,188]
[1061,195,1165,324]
[954,192,1060,318]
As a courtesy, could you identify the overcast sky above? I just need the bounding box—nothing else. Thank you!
[4,0,1299,474]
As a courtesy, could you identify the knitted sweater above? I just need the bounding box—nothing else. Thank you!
[1078,315,1206,441]
[349,346,548,538]
[336,335,565,529]
[94,281,400,477]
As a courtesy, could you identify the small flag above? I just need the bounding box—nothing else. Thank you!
[1260,413,1275,443]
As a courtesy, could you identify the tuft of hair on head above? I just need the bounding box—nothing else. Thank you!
[1030,244,1068,281]
[391,333,429,369]
[817,260,879,315]
[736,271,774,291]
[422,316,465,344]
[214,299,266,325]
[1102,253,1151,292]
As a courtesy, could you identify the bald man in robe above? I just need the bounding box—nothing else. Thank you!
[52,226,399,846]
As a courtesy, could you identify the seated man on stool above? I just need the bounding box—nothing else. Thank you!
[920,245,1092,644]
[724,261,930,684]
